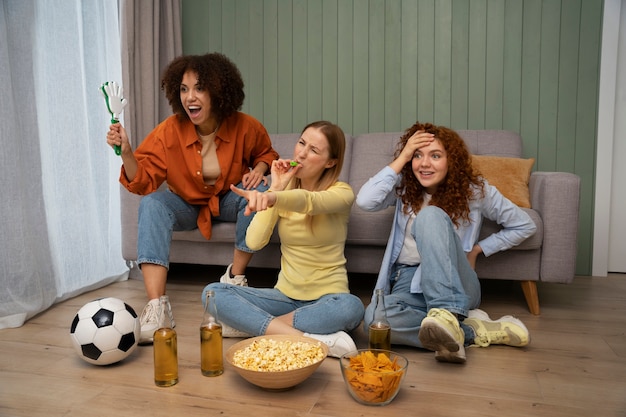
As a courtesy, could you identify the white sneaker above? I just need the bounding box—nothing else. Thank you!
[304,331,357,358]
[219,264,248,286]
[467,308,490,320]
[139,298,160,345]
[222,323,252,338]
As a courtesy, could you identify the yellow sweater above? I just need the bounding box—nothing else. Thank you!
[245,182,355,300]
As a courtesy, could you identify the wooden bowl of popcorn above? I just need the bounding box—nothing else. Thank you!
[225,335,328,390]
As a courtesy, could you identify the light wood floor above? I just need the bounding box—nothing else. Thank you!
[2,265,625,417]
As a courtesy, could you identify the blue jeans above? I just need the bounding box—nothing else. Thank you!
[136,181,268,268]
[202,282,365,336]
[363,206,481,348]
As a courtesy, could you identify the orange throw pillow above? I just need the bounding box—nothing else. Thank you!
[471,155,535,208]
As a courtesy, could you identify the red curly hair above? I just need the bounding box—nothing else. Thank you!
[161,53,245,122]
[395,122,485,227]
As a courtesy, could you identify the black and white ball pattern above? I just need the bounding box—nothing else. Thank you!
[70,297,140,365]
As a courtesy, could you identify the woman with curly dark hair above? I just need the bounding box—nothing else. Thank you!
[356,121,536,363]
[106,53,279,344]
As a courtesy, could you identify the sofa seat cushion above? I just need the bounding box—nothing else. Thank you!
[173,223,280,244]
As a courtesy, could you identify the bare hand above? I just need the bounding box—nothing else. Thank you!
[269,159,301,191]
[466,244,483,270]
[230,184,276,216]
[242,168,268,189]
[106,123,131,154]
[399,130,435,162]
[389,130,434,173]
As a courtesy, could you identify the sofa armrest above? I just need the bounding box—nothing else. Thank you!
[528,171,581,283]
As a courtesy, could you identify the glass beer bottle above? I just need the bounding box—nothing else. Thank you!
[154,295,178,387]
[200,290,223,376]
[368,288,391,352]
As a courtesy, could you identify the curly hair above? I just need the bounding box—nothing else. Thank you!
[160,52,245,121]
[395,121,485,227]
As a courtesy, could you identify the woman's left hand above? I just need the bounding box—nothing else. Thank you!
[230,184,276,216]
[242,165,269,189]
[466,244,483,270]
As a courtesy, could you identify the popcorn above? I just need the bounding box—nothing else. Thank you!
[231,338,325,372]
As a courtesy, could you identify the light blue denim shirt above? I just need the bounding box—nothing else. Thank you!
[356,166,537,293]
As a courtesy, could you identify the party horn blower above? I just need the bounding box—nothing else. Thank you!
[100,81,128,155]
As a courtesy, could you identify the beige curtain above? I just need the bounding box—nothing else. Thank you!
[120,0,183,147]
[118,0,183,277]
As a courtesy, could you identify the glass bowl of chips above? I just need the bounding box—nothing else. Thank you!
[225,335,328,390]
[339,349,408,406]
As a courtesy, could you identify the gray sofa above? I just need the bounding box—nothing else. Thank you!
[120,130,581,315]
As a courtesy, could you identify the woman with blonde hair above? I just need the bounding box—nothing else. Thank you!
[203,121,364,358]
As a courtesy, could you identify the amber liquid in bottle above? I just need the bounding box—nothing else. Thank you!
[154,327,178,387]
[368,288,392,353]
[368,322,391,352]
[200,323,224,376]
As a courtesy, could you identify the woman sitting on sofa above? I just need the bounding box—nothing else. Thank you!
[202,120,364,358]
[356,121,536,364]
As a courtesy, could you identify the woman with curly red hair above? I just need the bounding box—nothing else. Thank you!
[106,53,279,344]
[356,121,536,363]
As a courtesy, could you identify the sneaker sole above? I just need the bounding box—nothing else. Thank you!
[419,320,466,364]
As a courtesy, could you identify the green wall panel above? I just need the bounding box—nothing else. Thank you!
[181,0,603,275]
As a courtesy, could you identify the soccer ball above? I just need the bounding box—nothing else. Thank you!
[70,297,140,365]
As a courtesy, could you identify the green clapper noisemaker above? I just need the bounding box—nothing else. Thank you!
[100,81,128,155]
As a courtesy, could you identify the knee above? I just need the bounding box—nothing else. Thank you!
[139,193,167,217]
[201,282,227,304]
[413,206,452,233]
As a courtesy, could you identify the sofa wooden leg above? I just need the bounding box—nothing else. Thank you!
[520,281,540,315]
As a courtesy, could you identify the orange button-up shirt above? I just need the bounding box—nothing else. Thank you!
[120,112,279,240]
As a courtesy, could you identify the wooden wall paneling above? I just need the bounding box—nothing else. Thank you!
[262,0,279,133]
[537,0,561,172]
[322,0,339,123]
[337,0,354,134]
[502,0,523,133]
[368,0,385,133]
[520,0,542,159]
[292,0,308,131]
[352,2,369,134]
[485,0,505,130]
[574,0,603,275]
[277,0,294,133]
[400,0,419,130]
[180,0,605,275]
[434,0,452,127]
[417,0,435,124]
[384,0,402,132]
[468,0,487,129]
[306,1,323,123]
[450,0,470,130]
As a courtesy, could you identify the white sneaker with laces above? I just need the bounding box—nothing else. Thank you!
[139,298,160,345]
[219,264,248,286]
[304,331,357,358]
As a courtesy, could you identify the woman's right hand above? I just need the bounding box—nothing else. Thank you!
[107,123,131,155]
[107,123,138,180]
[390,130,435,173]
[268,159,301,191]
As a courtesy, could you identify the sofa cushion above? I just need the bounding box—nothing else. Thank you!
[471,155,535,208]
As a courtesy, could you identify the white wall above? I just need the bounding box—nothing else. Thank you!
[594,0,626,275]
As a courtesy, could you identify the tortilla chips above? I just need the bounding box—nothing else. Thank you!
[343,350,405,404]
